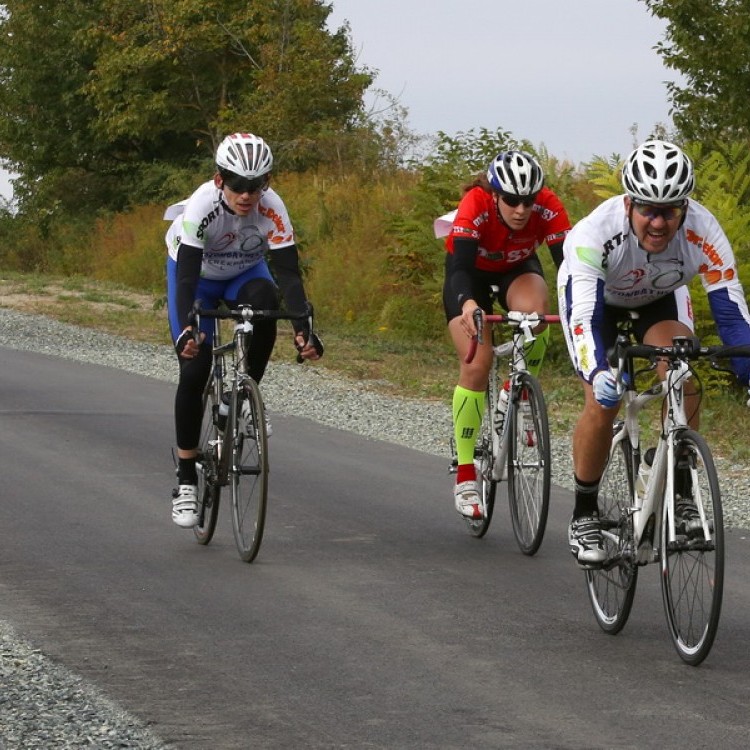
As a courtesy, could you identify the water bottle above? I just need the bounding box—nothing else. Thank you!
[494,381,510,435]
[217,391,231,431]
[636,447,655,497]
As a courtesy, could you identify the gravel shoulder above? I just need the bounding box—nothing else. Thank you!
[1,307,749,748]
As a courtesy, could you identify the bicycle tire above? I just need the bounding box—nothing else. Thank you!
[660,429,723,666]
[230,379,269,562]
[465,384,497,538]
[585,428,638,634]
[194,386,221,545]
[507,372,550,555]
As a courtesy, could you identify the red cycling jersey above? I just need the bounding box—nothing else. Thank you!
[445,186,570,273]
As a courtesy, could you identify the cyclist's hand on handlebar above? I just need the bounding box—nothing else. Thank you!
[592,369,623,409]
[460,303,482,339]
[295,331,324,361]
[175,327,204,359]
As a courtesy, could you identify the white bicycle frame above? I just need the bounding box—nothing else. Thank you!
[607,357,712,565]
[490,314,540,482]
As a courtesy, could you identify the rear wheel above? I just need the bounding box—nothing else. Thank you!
[230,379,269,562]
[661,429,723,666]
[507,373,550,555]
[194,385,221,545]
[585,428,638,634]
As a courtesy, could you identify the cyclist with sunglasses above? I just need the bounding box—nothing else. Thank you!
[558,139,750,566]
[436,150,571,520]
[165,132,323,528]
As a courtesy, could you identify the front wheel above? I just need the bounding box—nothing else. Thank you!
[464,384,497,538]
[230,379,269,562]
[507,372,550,555]
[661,429,723,666]
[585,429,638,634]
[194,385,221,545]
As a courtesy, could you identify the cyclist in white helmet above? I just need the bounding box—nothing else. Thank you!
[435,150,572,520]
[558,139,750,567]
[165,132,324,529]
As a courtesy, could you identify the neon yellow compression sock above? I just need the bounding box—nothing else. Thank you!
[523,326,550,378]
[452,386,485,471]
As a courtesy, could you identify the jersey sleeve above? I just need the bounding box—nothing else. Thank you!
[696,218,750,382]
[448,188,487,244]
[561,227,610,382]
[539,189,572,247]
[175,187,214,251]
[259,189,295,250]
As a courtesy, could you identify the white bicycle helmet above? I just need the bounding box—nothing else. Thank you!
[621,140,694,203]
[216,133,273,178]
[487,151,544,195]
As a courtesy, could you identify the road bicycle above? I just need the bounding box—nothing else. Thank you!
[454,304,559,555]
[585,315,750,665]
[188,301,310,563]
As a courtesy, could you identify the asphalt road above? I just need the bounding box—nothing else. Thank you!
[2,348,750,749]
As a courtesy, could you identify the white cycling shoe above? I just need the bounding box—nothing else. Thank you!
[454,480,483,520]
[172,484,199,528]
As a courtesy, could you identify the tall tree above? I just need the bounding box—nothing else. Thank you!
[0,0,373,213]
[642,0,750,144]
[0,1,110,212]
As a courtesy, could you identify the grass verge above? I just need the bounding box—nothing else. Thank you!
[0,272,747,467]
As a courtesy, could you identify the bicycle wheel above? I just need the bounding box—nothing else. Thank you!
[230,379,269,562]
[585,427,638,634]
[194,385,221,545]
[465,385,497,538]
[507,372,550,555]
[660,429,723,666]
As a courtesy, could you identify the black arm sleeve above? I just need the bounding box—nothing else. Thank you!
[175,243,203,330]
[267,244,309,333]
[548,240,564,271]
[449,237,479,308]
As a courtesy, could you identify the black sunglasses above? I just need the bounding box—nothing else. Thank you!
[221,172,269,194]
[500,193,537,208]
[631,199,687,221]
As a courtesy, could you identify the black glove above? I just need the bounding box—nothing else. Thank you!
[174,327,195,355]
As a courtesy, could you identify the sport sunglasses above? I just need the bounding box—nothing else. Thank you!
[222,173,269,194]
[500,193,538,208]
[631,199,687,221]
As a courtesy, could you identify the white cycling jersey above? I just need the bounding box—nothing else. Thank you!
[558,195,750,383]
[165,181,295,280]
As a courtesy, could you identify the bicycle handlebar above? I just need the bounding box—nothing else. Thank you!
[465,311,560,364]
[189,301,310,325]
[188,300,319,363]
[613,338,750,365]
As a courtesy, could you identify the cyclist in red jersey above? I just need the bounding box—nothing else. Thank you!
[438,151,571,520]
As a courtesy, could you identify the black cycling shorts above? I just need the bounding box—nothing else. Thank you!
[442,255,545,322]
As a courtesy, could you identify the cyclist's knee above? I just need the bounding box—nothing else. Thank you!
[235,278,278,309]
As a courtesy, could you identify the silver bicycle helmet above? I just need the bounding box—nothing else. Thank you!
[487,151,544,195]
[621,140,694,203]
[216,133,273,178]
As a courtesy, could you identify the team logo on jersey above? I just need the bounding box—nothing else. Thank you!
[195,207,221,240]
[239,226,268,255]
[611,268,646,291]
[648,257,685,289]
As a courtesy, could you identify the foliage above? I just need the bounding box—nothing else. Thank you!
[0,0,375,214]
[641,0,750,145]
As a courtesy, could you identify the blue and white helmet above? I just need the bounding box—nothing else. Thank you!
[487,151,544,196]
[621,140,694,203]
[216,133,273,178]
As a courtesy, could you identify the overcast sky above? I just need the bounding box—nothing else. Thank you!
[0,0,679,201]
[327,0,680,165]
